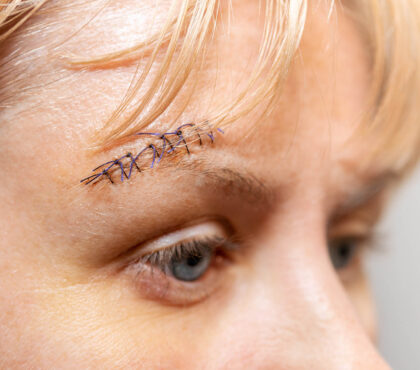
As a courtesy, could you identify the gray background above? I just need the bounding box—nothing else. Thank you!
[366,166,420,369]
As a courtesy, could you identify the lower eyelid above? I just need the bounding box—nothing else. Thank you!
[124,256,227,306]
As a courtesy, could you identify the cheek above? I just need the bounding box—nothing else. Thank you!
[0,275,188,368]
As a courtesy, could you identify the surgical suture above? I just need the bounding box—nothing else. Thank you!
[80,123,224,185]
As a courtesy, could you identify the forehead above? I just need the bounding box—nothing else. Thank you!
[10,1,368,123]
[0,0,379,186]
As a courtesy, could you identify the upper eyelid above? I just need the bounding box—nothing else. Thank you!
[80,123,224,186]
[134,222,229,256]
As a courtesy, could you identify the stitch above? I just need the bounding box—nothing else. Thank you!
[175,129,190,155]
[157,137,166,163]
[165,130,184,154]
[133,145,153,169]
[82,160,118,184]
[182,123,201,145]
[80,122,224,185]
[201,120,216,143]
[104,171,114,184]
[80,173,103,185]
[162,134,175,151]
[117,159,128,182]
[165,123,196,154]
[149,144,159,168]
[190,123,215,146]
[195,127,203,145]
[176,123,196,154]
[126,152,141,178]
[207,130,215,143]
[96,156,127,183]
[160,134,176,157]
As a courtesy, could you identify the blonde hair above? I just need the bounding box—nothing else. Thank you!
[1,0,419,172]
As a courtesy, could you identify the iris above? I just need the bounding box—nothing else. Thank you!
[169,246,212,281]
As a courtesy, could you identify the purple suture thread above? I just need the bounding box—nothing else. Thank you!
[167,129,189,154]
[80,123,224,185]
[126,152,140,179]
[149,144,158,168]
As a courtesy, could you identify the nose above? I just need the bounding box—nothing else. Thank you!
[204,226,390,369]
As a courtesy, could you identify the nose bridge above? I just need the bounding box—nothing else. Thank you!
[207,213,390,369]
[264,214,389,368]
[210,252,389,369]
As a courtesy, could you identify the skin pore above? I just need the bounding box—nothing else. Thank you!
[0,0,398,368]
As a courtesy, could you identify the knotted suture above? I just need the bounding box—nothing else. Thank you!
[80,123,224,185]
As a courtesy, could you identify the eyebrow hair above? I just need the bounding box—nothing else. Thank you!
[167,164,398,229]
[195,166,276,206]
[178,161,398,216]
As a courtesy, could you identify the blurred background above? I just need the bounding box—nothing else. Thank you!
[366,165,420,369]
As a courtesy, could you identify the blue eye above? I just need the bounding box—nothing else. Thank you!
[328,238,357,270]
[142,236,228,283]
[169,246,212,282]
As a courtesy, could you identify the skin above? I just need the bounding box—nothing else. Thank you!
[0,0,398,368]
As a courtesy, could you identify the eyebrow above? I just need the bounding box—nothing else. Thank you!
[192,165,276,207]
[170,162,397,220]
[178,160,398,217]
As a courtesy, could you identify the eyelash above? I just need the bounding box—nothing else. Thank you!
[80,122,224,186]
[138,235,234,276]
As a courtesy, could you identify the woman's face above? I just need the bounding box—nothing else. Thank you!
[0,0,394,368]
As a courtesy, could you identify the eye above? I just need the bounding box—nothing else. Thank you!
[328,238,358,270]
[124,222,237,305]
[143,238,221,282]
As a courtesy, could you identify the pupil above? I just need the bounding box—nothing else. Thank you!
[187,255,201,266]
[339,244,350,258]
[328,239,355,270]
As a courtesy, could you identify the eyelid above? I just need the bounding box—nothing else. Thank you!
[135,221,230,256]
[328,220,372,240]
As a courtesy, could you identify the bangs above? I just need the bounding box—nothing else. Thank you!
[65,0,308,148]
[1,0,419,174]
